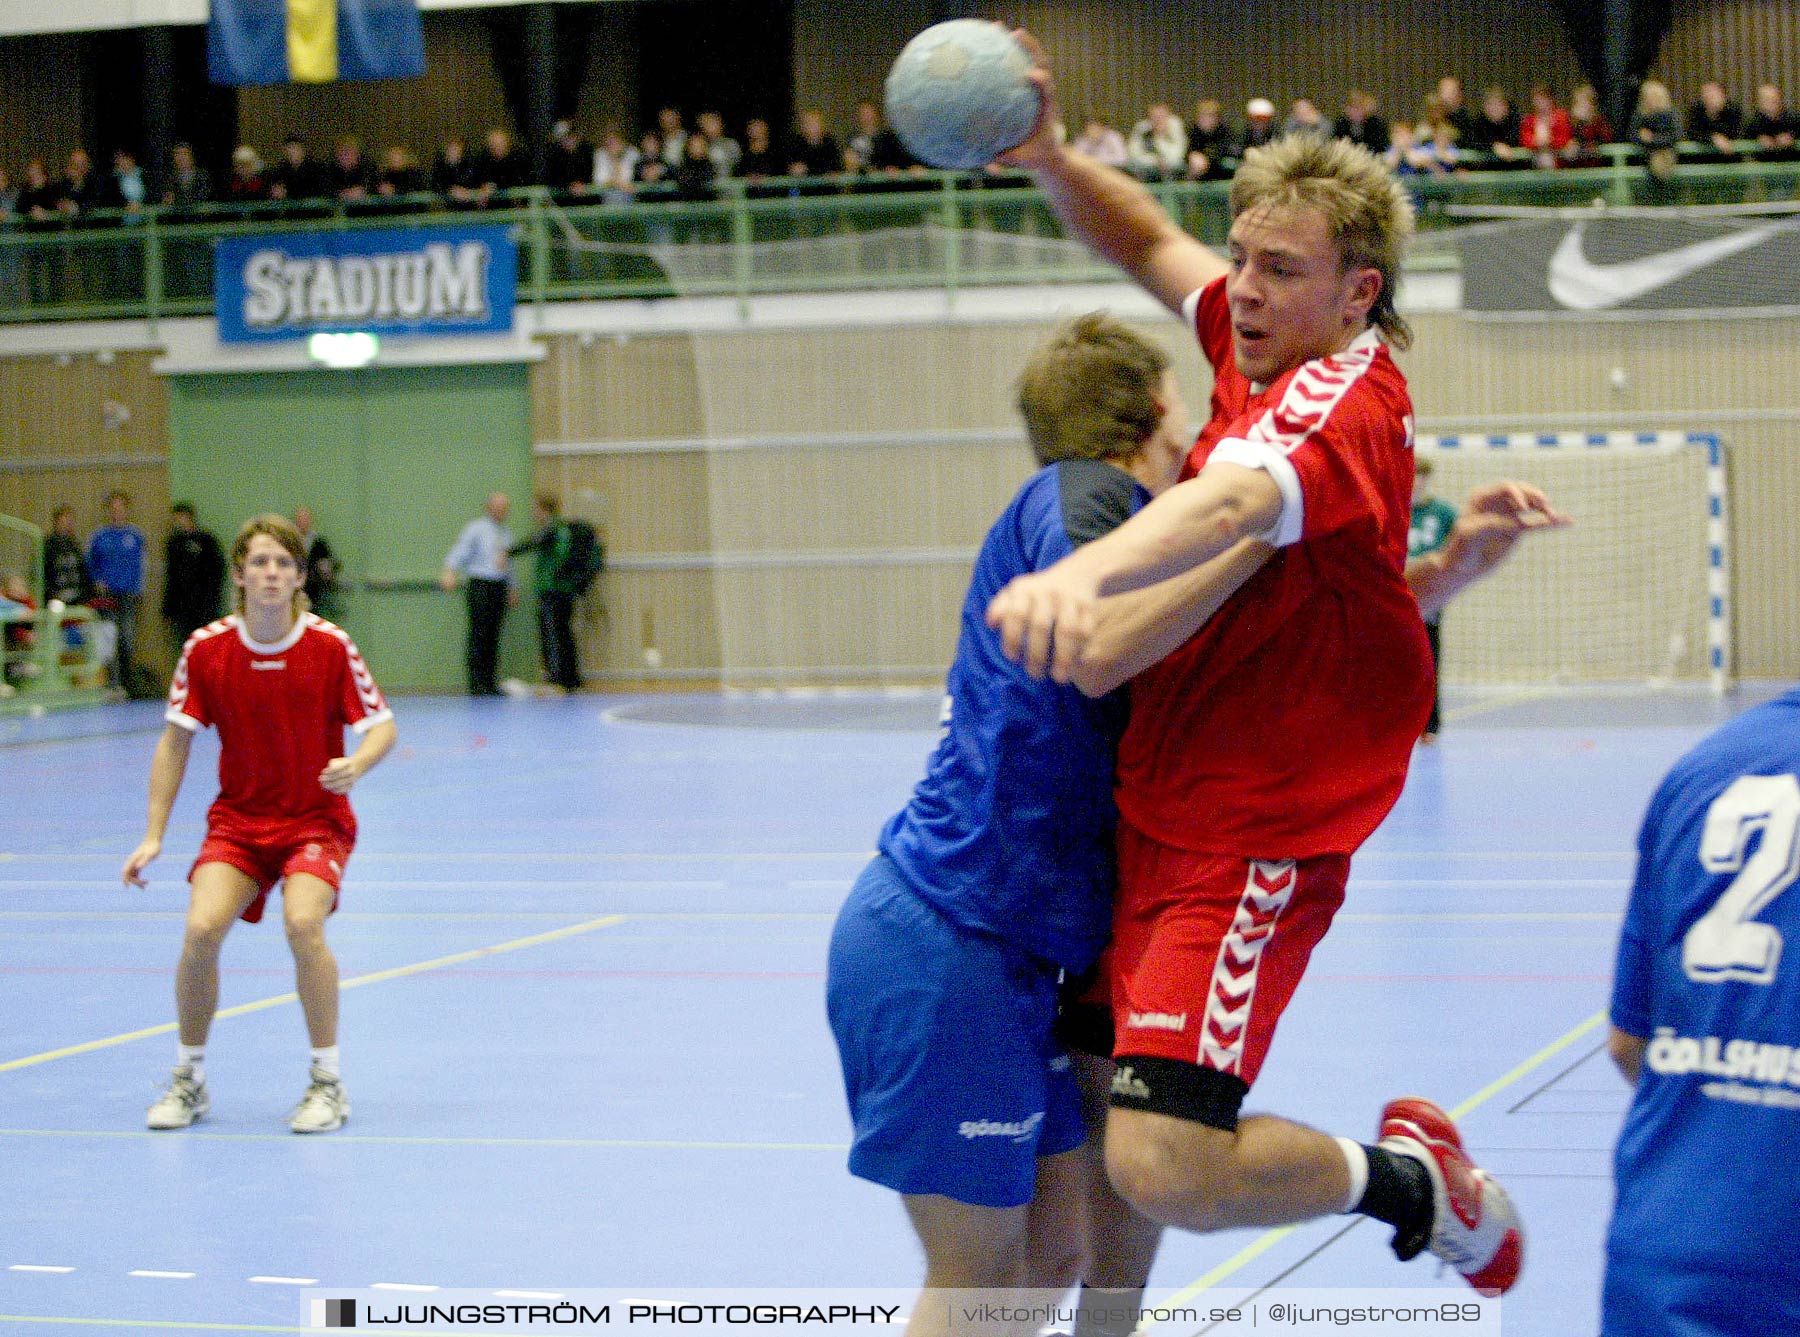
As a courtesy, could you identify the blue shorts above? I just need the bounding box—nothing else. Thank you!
[1604,1254,1800,1336]
[825,855,1086,1209]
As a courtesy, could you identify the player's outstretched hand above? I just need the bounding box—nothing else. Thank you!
[122,838,160,888]
[986,567,1101,682]
[997,27,1060,171]
[319,756,363,795]
[1444,480,1572,583]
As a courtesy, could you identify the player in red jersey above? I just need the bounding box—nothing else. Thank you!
[122,514,396,1134]
[985,32,1567,1308]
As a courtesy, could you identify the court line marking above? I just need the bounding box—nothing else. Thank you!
[1443,687,1567,722]
[0,914,626,1075]
[0,1127,846,1151]
[1150,1009,1610,1316]
[127,1272,195,1280]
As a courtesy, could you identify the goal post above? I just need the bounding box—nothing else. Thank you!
[1417,430,1731,695]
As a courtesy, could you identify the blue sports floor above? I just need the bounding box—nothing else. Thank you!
[0,683,1783,1335]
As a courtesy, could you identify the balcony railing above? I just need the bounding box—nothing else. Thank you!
[0,145,1792,324]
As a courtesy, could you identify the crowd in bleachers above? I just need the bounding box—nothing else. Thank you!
[0,75,1792,232]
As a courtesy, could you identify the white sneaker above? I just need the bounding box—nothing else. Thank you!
[499,677,533,699]
[1377,1096,1524,1296]
[147,1065,210,1130]
[289,1066,350,1134]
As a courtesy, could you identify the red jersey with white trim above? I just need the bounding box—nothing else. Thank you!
[1114,277,1431,857]
[166,613,393,836]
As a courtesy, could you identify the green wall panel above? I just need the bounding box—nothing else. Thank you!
[168,363,535,692]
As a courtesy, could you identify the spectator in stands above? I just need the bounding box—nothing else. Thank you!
[592,127,638,203]
[0,165,15,220]
[544,120,595,196]
[1126,101,1187,179]
[1563,84,1614,167]
[431,137,480,205]
[1468,87,1523,161]
[43,504,89,606]
[1520,84,1573,169]
[162,502,225,642]
[863,107,920,174]
[1185,99,1236,179]
[107,149,148,214]
[1242,96,1278,149]
[785,110,842,177]
[1688,80,1744,157]
[473,127,533,204]
[1383,120,1441,177]
[633,131,669,188]
[843,101,884,173]
[1072,117,1128,167]
[374,145,423,198]
[87,488,146,694]
[656,107,688,168]
[327,136,373,202]
[162,142,211,209]
[293,505,342,622]
[1282,96,1330,140]
[223,146,268,202]
[1434,75,1478,144]
[698,111,741,178]
[58,148,106,216]
[1745,83,1799,159]
[19,158,57,222]
[267,136,327,201]
[740,118,782,181]
[1630,80,1683,180]
[1334,89,1390,154]
[1424,119,1462,173]
[674,132,718,201]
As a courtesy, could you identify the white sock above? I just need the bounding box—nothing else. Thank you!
[178,1044,205,1083]
[1336,1136,1370,1214]
[310,1046,341,1080]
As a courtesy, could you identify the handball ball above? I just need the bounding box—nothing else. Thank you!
[885,20,1041,170]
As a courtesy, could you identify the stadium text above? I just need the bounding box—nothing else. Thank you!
[241,242,492,329]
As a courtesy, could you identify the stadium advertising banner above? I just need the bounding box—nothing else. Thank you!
[1460,214,1800,317]
[214,225,518,344]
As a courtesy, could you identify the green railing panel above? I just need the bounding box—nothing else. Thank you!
[0,155,1792,323]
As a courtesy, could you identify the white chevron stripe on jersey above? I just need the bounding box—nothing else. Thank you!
[315,617,386,716]
[167,616,237,714]
[1199,859,1298,1074]
[1244,340,1377,458]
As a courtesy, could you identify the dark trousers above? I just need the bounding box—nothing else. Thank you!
[465,578,508,695]
[1425,618,1443,735]
[537,591,582,692]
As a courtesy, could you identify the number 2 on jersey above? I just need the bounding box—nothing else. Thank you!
[1683,774,1800,985]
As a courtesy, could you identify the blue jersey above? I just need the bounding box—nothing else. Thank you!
[880,459,1146,972]
[86,524,146,595]
[1607,685,1800,1287]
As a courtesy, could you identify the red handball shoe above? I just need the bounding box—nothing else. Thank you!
[1377,1096,1524,1296]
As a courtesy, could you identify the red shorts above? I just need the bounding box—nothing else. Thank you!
[191,815,353,925]
[1111,822,1348,1088]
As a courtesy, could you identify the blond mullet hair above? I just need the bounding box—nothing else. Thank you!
[1230,133,1415,350]
[230,513,312,616]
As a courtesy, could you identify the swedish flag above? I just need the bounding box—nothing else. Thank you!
[208,0,424,86]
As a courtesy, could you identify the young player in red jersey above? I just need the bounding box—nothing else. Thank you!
[986,31,1567,1306]
[122,515,396,1134]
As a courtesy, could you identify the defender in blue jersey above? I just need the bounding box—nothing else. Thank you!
[826,316,1269,1330]
[1605,686,1800,1335]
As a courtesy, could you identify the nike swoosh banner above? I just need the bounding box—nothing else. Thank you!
[1460,215,1800,317]
[209,0,425,86]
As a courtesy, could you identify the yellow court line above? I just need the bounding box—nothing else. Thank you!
[0,1127,844,1152]
[0,915,626,1075]
[1443,687,1565,724]
[1152,1009,1610,1310]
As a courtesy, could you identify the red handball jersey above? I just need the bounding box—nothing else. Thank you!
[166,613,393,837]
[1114,277,1432,858]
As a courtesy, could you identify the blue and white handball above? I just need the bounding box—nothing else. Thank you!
[884,20,1041,170]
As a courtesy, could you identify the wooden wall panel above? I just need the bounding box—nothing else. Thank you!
[0,34,85,176]
[237,14,511,165]
[532,333,706,442]
[1657,0,1800,110]
[794,0,1586,141]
